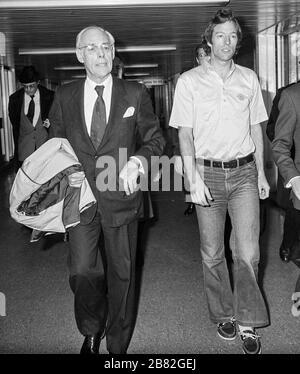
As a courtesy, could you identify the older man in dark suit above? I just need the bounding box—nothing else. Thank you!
[48,25,165,354]
[8,65,54,167]
[272,82,300,265]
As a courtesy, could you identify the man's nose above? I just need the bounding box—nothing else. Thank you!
[97,46,105,57]
[225,36,231,45]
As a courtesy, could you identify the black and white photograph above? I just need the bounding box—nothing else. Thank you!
[0,0,300,360]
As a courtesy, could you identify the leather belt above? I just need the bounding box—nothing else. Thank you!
[203,153,254,169]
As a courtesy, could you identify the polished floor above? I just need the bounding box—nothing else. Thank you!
[0,165,300,354]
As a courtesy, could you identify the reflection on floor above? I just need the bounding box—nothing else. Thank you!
[0,166,299,354]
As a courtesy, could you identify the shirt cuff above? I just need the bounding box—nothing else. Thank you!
[286,176,300,188]
[129,156,145,175]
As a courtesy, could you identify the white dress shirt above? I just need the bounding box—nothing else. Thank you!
[84,75,112,135]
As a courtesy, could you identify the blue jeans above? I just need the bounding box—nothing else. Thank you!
[195,159,269,327]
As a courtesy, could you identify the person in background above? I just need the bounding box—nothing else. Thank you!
[271,82,300,307]
[266,83,300,263]
[8,65,54,168]
[169,8,270,354]
[48,25,165,354]
[195,39,211,66]
[174,39,211,216]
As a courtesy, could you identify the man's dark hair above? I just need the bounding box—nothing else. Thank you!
[19,65,40,84]
[204,8,242,50]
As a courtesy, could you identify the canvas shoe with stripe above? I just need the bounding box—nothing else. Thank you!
[217,318,236,341]
[239,329,261,354]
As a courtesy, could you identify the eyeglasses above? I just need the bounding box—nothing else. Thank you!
[22,83,38,89]
[78,43,113,54]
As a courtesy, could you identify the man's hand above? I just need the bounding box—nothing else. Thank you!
[174,155,184,176]
[258,173,270,200]
[188,169,213,206]
[119,159,140,196]
[68,171,85,188]
[291,177,300,201]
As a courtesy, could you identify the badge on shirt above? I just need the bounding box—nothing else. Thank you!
[237,93,246,101]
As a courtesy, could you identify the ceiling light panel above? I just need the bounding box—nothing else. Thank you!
[0,0,230,8]
[19,45,176,55]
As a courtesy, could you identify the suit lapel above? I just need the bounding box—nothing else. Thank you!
[96,77,130,151]
[39,86,46,120]
[17,90,25,117]
[69,80,96,152]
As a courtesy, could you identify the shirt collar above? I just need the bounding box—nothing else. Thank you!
[86,74,112,91]
[203,58,236,79]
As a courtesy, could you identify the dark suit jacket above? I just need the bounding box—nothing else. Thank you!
[266,84,296,209]
[272,82,300,209]
[8,85,54,160]
[48,77,165,227]
[266,83,297,142]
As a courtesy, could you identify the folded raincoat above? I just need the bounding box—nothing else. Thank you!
[9,137,96,241]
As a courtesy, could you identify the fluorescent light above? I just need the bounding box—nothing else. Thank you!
[124,72,150,77]
[126,78,144,81]
[19,48,75,55]
[19,45,176,55]
[118,45,176,52]
[54,66,85,70]
[124,72,151,76]
[124,64,158,68]
[61,80,77,85]
[71,75,86,78]
[0,0,229,8]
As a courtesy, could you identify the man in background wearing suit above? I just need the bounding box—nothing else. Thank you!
[49,26,165,354]
[8,65,54,167]
[267,84,299,263]
[272,82,300,273]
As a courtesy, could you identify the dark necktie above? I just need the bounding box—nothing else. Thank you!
[27,95,35,123]
[90,85,106,149]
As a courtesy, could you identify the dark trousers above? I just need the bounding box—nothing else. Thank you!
[68,212,138,354]
[282,206,300,253]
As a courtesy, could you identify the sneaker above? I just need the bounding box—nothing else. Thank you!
[239,330,261,354]
[217,318,236,340]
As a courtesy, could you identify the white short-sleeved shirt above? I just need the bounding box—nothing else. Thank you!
[169,60,268,160]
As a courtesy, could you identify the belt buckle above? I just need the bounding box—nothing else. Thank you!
[222,159,237,169]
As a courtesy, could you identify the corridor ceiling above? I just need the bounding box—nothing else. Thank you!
[0,0,299,85]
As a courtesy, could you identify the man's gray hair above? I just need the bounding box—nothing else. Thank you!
[76,26,115,48]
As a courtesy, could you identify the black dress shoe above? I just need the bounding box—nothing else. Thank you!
[80,333,101,354]
[184,203,195,216]
[279,245,290,263]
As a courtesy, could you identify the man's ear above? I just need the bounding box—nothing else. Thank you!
[76,48,84,63]
[111,45,115,60]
